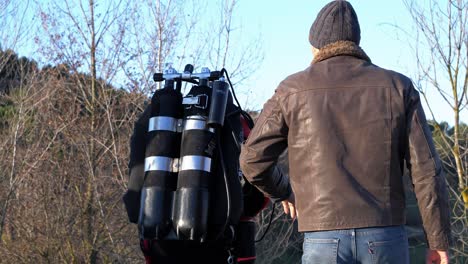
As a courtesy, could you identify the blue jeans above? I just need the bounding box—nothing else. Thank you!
[302,225,409,264]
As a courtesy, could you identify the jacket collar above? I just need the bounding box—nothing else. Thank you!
[312,41,371,64]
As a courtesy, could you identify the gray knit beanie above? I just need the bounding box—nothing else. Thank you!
[309,0,361,48]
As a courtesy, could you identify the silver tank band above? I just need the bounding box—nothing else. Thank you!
[184,116,215,132]
[148,116,181,132]
[180,155,212,172]
[144,156,180,172]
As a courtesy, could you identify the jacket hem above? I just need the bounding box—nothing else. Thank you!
[297,218,406,232]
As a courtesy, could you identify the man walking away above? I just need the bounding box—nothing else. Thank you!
[239,1,451,263]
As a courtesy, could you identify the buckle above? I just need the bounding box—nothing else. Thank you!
[182,94,209,109]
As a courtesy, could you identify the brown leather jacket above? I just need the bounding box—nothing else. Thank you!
[239,41,451,250]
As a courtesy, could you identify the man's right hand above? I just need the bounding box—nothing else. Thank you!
[426,249,449,264]
[281,192,297,220]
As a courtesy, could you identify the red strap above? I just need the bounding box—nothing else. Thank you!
[240,116,251,139]
[238,256,256,262]
[141,239,153,264]
[260,197,270,212]
[240,216,255,221]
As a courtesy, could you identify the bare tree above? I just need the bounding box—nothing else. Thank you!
[122,0,263,96]
[207,0,263,107]
[0,54,39,243]
[123,0,241,94]
[0,1,34,80]
[255,203,302,264]
[29,0,141,262]
[0,0,32,50]
[404,0,467,200]
[0,0,265,261]
[404,0,468,261]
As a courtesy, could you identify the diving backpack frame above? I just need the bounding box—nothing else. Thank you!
[138,64,246,243]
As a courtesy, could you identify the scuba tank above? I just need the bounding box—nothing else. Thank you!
[139,72,183,239]
[172,79,214,242]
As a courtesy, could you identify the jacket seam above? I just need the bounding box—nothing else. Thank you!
[414,107,438,171]
[244,96,283,147]
[281,85,392,102]
[386,85,392,219]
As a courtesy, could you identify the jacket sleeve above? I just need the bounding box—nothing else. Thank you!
[404,85,451,250]
[239,91,291,202]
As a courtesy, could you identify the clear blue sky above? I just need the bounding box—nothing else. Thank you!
[233,0,465,124]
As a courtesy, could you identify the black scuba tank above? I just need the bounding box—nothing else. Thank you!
[172,83,215,242]
[139,80,183,239]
